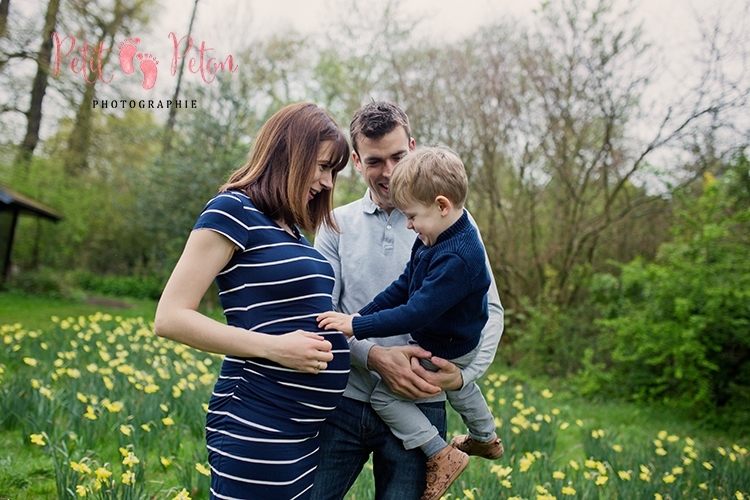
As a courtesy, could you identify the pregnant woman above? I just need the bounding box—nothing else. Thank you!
[155,102,351,499]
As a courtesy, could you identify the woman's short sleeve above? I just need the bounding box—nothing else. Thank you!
[193,192,251,251]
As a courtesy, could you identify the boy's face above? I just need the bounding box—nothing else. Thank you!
[353,127,415,212]
[400,198,452,247]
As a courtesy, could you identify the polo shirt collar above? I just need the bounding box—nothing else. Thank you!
[362,189,383,215]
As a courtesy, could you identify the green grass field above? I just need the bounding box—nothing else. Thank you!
[1,291,748,500]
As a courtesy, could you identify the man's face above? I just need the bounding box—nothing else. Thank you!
[353,127,415,212]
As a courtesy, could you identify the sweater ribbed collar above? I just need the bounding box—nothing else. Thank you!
[434,209,470,246]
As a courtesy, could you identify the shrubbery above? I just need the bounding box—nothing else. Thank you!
[73,271,165,301]
[509,154,750,431]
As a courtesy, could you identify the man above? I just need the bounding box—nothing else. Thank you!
[310,101,504,500]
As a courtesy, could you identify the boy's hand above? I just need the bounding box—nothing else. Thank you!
[317,311,356,337]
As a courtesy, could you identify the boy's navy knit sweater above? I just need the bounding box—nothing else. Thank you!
[352,210,490,360]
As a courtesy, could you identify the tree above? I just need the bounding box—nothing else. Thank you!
[0,0,9,38]
[61,0,154,176]
[14,0,60,171]
[591,154,750,425]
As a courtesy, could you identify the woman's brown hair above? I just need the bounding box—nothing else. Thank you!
[221,103,349,233]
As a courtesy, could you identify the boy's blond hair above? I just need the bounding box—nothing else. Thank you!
[390,147,468,209]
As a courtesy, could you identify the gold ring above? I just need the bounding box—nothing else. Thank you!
[317,361,321,370]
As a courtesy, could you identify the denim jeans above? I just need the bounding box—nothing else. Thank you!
[310,396,447,500]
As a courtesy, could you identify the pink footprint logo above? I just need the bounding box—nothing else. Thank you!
[117,37,140,74]
[136,53,159,90]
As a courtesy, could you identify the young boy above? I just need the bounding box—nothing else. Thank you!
[318,147,503,500]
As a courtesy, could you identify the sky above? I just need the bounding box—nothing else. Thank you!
[151,0,728,53]
[5,0,747,145]
[138,0,745,102]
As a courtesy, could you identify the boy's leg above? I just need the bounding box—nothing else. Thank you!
[446,382,496,442]
[371,380,470,500]
[370,380,444,452]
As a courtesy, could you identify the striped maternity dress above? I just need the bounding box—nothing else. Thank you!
[193,191,350,500]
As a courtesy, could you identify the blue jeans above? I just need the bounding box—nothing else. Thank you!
[310,396,447,500]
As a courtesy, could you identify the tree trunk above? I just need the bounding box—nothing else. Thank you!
[14,0,60,171]
[0,0,9,38]
[163,0,199,153]
[64,30,118,176]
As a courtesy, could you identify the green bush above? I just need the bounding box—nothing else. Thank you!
[587,155,750,426]
[73,271,164,300]
[504,298,603,379]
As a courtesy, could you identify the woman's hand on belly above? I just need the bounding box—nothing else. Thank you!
[261,330,334,373]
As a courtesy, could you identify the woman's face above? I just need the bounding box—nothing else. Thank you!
[308,141,336,202]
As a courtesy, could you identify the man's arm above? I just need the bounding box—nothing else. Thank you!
[314,223,381,372]
[313,224,342,311]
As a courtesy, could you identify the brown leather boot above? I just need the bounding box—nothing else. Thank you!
[421,445,469,500]
[450,433,504,460]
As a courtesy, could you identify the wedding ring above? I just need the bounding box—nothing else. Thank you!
[316,360,321,371]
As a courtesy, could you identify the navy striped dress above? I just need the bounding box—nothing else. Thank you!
[193,191,350,500]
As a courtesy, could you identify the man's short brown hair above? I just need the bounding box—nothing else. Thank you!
[349,101,411,154]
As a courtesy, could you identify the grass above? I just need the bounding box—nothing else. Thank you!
[1,291,748,499]
[0,291,158,331]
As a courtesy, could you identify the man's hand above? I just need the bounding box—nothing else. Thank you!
[411,355,464,391]
[367,345,441,399]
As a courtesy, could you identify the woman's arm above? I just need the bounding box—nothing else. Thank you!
[154,229,333,373]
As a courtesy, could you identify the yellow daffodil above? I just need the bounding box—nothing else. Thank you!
[30,433,46,446]
[76,485,87,497]
[562,486,576,495]
[70,461,92,474]
[122,452,139,467]
[95,467,112,482]
[172,489,192,500]
[83,406,97,420]
[195,463,210,476]
[122,470,135,485]
[618,470,631,481]
[490,465,512,478]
